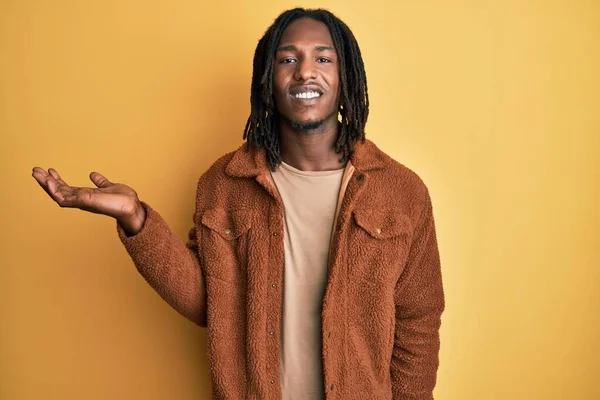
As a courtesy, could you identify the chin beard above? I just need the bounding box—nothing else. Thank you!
[279,108,338,133]
[289,118,326,132]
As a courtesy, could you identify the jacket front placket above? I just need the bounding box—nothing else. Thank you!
[321,168,369,399]
[254,172,286,399]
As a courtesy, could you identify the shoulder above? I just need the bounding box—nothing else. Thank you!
[361,140,432,206]
[388,158,432,205]
[198,149,238,184]
[193,145,262,212]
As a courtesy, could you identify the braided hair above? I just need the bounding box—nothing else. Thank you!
[243,8,369,171]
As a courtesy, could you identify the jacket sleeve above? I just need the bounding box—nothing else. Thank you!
[116,201,207,327]
[390,195,445,399]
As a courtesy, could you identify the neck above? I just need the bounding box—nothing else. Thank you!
[279,118,345,172]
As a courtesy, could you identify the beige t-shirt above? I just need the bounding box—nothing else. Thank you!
[270,161,345,400]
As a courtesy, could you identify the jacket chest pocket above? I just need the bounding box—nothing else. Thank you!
[347,209,412,287]
[200,208,252,283]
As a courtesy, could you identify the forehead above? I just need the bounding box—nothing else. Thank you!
[278,17,334,47]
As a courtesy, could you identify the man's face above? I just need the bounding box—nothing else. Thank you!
[272,18,340,131]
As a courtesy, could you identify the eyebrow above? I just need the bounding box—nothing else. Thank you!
[276,44,336,53]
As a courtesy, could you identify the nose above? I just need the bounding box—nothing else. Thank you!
[294,58,317,81]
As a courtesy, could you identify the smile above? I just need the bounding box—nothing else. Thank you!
[293,91,322,99]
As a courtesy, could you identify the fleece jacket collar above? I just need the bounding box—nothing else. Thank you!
[225,138,391,178]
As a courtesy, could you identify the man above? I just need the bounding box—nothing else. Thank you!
[32,8,444,400]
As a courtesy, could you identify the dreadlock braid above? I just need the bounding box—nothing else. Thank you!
[243,8,369,171]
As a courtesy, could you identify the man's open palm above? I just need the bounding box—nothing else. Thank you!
[31,167,145,234]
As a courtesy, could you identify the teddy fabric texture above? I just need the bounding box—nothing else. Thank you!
[117,139,445,400]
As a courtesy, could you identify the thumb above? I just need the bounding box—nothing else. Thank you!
[89,172,113,188]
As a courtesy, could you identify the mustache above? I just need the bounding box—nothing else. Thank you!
[289,83,325,95]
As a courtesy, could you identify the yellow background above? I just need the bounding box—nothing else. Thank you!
[1,1,598,399]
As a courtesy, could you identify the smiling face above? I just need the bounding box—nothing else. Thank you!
[272,17,340,132]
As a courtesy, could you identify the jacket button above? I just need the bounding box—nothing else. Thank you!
[271,283,276,288]
[269,331,274,335]
[270,379,275,384]
[273,232,278,237]
[224,228,232,235]
[356,173,365,182]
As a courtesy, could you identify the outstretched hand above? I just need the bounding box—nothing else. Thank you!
[31,167,146,235]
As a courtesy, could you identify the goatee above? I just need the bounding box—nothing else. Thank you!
[289,118,326,132]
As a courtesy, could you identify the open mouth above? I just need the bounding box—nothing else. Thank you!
[289,85,324,102]
[293,91,322,100]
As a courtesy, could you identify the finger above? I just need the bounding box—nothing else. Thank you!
[32,167,48,176]
[32,168,66,192]
[48,168,60,180]
[48,168,69,186]
[89,172,112,188]
[32,169,48,185]
[32,169,52,196]
[46,177,66,204]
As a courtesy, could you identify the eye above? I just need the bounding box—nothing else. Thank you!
[280,58,297,64]
[317,57,331,63]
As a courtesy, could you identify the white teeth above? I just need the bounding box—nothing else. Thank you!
[295,91,321,99]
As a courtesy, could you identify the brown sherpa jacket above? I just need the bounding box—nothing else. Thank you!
[117,138,445,400]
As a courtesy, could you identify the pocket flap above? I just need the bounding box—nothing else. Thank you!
[201,208,251,240]
[353,209,411,240]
